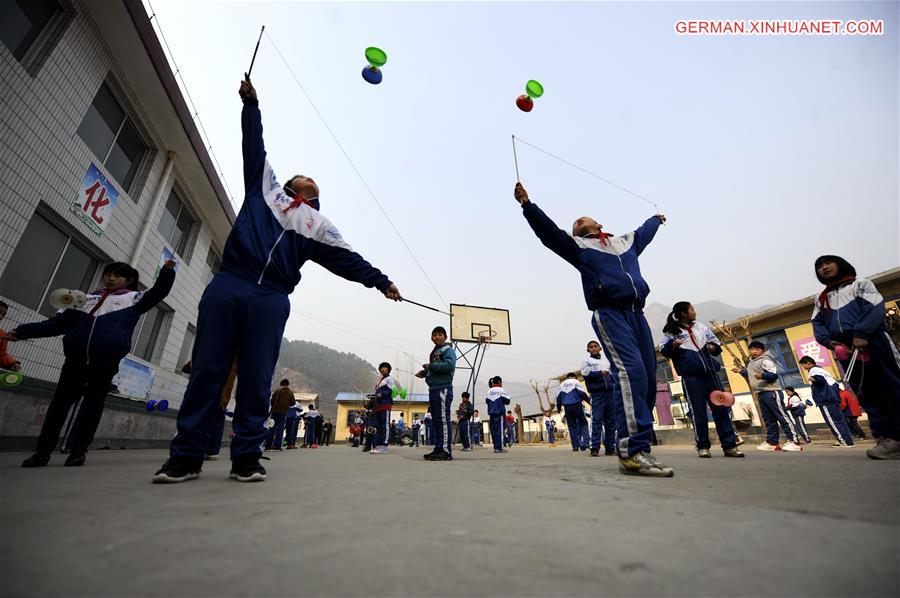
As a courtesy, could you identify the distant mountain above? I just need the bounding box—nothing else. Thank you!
[645,300,772,343]
[273,339,378,421]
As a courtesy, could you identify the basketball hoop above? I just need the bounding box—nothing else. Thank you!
[476,330,498,344]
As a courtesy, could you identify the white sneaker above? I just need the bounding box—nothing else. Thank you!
[370,447,389,454]
[756,442,780,451]
[782,441,803,452]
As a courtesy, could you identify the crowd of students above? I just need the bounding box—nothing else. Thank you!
[2,76,896,483]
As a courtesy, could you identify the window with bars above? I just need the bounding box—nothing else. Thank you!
[177,323,195,373]
[0,212,99,317]
[77,82,147,192]
[157,189,197,259]
[131,301,170,364]
[204,247,222,285]
[0,0,73,74]
[752,331,805,390]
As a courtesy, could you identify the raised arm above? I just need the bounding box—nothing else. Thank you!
[134,262,176,314]
[514,184,579,265]
[239,76,266,193]
[13,309,80,341]
[633,215,664,255]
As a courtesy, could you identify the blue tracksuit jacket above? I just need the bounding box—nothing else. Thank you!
[521,202,661,311]
[658,321,723,377]
[374,375,396,413]
[807,366,841,406]
[15,267,175,365]
[555,379,590,408]
[485,386,511,415]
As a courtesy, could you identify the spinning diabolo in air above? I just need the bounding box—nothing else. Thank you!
[362,47,387,84]
[516,80,544,112]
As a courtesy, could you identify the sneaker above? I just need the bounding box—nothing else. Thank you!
[21,453,50,468]
[866,438,900,460]
[735,435,745,446]
[782,441,803,452]
[579,446,587,451]
[153,458,202,483]
[311,444,319,449]
[618,452,674,477]
[461,447,473,452]
[361,447,371,452]
[723,446,745,458]
[572,448,579,452]
[604,449,616,456]
[204,454,219,460]
[589,449,600,457]
[756,442,780,451]
[64,452,86,467]
[229,456,267,482]
[370,447,389,454]
[493,449,504,453]
[697,448,711,458]
[425,451,453,461]
[830,442,843,448]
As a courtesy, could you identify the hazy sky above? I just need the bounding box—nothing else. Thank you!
[145,1,898,394]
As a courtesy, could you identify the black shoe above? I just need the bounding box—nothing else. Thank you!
[424,450,453,461]
[589,449,600,457]
[21,453,50,468]
[580,446,587,451]
[604,449,616,456]
[572,447,579,452]
[64,452,86,467]
[362,447,371,452]
[230,455,267,482]
[152,457,202,483]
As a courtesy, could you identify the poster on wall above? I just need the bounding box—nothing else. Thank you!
[112,357,155,401]
[154,246,180,280]
[792,336,833,367]
[72,163,119,235]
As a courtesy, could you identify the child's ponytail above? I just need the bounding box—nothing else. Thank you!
[662,301,692,336]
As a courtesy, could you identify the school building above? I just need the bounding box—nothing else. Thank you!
[0,0,234,444]
[334,392,430,442]
[656,268,900,433]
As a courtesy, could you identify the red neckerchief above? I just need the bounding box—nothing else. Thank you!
[681,322,701,350]
[585,229,613,246]
[282,195,318,214]
[818,275,856,311]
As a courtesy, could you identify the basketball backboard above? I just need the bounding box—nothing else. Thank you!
[450,304,511,345]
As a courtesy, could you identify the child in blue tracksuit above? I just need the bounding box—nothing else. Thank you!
[17,261,175,468]
[581,340,618,456]
[485,376,511,453]
[286,401,303,449]
[514,182,672,477]
[371,362,395,454]
[659,302,743,459]
[303,405,322,448]
[154,76,399,484]
[783,386,812,443]
[556,373,591,452]
[544,416,557,445]
[799,357,854,447]
[417,326,457,461]
[812,255,900,460]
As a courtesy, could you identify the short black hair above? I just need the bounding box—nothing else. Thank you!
[461,391,470,398]
[785,386,796,393]
[492,375,502,384]
[798,356,816,366]
[280,379,290,386]
[431,326,447,336]
[102,262,140,291]
[748,341,765,351]
[378,362,392,372]
[566,372,578,379]
[586,340,600,348]
[0,300,8,310]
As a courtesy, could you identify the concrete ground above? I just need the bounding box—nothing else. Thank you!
[1,442,897,598]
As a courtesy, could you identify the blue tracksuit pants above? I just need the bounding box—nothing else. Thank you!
[412,425,421,446]
[791,411,811,442]
[546,428,555,444]
[459,417,471,448]
[424,422,432,445]
[304,420,318,445]
[591,308,657,457]
[429,386,453,454]
[489,414,504,451]
[374,410,390,447]
[563,404,588,450]
[682,373,737,450]
[589,387,617,452]
[170,272,290,460]
[758,391,797,445]
[268,413,287,449]
[840,331,900,441]
[471,423,481,445]
[207,410,227,456]
[285,417,300,446]
[819,402,854,446]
